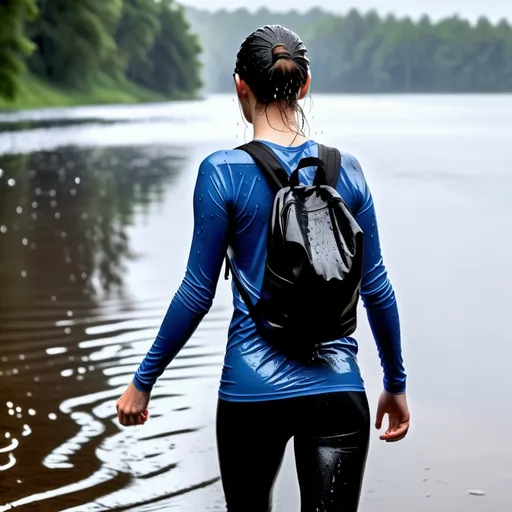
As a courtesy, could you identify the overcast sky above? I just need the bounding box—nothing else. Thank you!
[181,0,512,23]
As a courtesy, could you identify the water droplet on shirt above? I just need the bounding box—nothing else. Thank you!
[0,226,7,234]
[16,207,23,214]
[75,177,81,184]
[7,178,16,187]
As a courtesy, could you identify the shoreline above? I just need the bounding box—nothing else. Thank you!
[0,73,199,113]
[3,83,512,115]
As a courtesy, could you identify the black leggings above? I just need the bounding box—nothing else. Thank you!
[216,391,370,512]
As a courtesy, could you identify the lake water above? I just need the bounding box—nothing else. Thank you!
[0,94,511,511]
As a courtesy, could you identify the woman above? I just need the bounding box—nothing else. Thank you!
[116,25,410,512]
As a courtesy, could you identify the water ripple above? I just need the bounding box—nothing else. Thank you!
[0,143,228,511]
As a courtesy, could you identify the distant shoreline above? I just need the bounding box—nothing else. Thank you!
[0,92,512,118]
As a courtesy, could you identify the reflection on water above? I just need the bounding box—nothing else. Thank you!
[0,145,224,511]
[0,146,186,295]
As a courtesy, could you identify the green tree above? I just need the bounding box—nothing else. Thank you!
[146,1,202,97]
[187,7,512,94]
[496,19,512,91]
[116,0,161,86]
[28,0,123,88]
[0,0,38,100]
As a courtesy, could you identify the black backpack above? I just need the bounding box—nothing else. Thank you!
[225,141,364,355]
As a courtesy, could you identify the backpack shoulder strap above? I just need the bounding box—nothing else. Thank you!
[224,142,287,298]
[318,144,341,190]
[236,141,289,192]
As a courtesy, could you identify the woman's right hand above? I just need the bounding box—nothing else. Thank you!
[375,390,410,442]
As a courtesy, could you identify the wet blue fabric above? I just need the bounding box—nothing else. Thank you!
[133,140,406,400]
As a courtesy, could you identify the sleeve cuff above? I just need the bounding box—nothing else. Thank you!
[383,377,406,395]
[132,374,153,393]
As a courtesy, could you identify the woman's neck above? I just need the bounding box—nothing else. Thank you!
[251,103,308,147]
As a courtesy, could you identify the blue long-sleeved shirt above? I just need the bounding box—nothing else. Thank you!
[133,139,406,400]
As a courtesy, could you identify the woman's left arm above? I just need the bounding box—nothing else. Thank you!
[116,156,231,426]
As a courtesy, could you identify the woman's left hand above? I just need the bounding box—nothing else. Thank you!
[116,381,150,427]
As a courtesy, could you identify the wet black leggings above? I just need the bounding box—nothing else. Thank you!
[216,391,370,512]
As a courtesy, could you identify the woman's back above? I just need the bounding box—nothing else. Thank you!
[186,138,402,402]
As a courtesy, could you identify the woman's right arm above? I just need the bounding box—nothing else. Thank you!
[345,154,410,441]
[347,154,406,394]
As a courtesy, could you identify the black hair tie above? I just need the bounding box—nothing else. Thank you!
[272,50,292,63]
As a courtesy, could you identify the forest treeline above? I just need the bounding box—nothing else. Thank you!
[2,3,512,108]
[0,0,202,104]
[187,7,512,93]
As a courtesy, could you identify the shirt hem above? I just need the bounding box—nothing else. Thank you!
[218,384,366,403]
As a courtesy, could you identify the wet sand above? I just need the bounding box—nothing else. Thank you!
[0,94,511,511]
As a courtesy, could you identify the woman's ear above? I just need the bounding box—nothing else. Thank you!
[298,72,311,100]
[234,73,253,124]
[234,73,249,99]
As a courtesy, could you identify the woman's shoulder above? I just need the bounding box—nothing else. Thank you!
[200,148,254,169]
[329,149,369,212]
[339,151,364,175]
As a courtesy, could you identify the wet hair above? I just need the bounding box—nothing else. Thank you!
[234,25,310,132]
